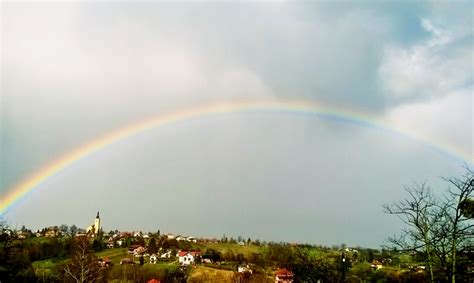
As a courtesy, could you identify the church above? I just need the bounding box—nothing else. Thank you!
[86,211,101,237]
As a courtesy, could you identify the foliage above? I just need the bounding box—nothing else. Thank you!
[147,237,157,254]
[0,220,38,282]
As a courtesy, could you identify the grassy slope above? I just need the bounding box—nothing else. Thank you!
[95,248,129,265]
[195,242,263,257]
[188,266,236,283]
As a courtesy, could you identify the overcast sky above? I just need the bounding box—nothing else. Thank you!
[1,1,472,247]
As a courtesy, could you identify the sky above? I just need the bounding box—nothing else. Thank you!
[1,1,472,247]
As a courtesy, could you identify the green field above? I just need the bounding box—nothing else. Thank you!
[195,242,263,257]
[95,248,129,264]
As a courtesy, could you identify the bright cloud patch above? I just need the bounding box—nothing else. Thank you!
[379,19,472,101]
[385,89,472,160]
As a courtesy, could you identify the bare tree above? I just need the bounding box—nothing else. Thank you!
[383,182,438,282]
[384,169,473,283]
[59,224,69,237]
[439,169,473,283]
[63,237,101,283]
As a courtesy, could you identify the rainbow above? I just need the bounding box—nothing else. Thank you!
[1,99,472,214]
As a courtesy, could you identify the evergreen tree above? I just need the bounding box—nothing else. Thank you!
[148,237,157,254]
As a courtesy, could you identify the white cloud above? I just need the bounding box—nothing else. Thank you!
[379,18,472,101]
[421,18,451,46]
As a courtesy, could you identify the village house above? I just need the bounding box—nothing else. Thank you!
[202,258,212,264]
[275,268,294,283]
[127,245,146,255]
[106,237,115,248]
[98,257,112,267]
[238,264,253,274]
[178,251,201,266]
[16,231,30,239]
[371,260,383,270]
[160,252,170,259]
[186,236,197,243]
[176,235,197,243]
[133,231,142,237]
[149,254,157,264]
[45,226,59,238]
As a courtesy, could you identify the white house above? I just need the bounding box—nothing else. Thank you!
[186,236,197,243]
[371,260,383,270]
[238,265,253,274]
[161,251,171,258]
[133,231,142,237]
[178,251,201,266]
[133,246,146,256]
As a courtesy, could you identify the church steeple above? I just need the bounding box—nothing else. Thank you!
[94,212,101,236]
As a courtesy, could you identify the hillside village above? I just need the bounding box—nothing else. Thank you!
[3,211,458,283]
[25,212,298,282]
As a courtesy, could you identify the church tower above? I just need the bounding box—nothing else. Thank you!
[94,211,101,235]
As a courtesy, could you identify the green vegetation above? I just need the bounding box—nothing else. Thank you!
[0,228,450,282]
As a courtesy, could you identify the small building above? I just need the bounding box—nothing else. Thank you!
[161,251,172,258]
[178,251,201,266]
[275,268,294,283]
[133,231,142,237]
[133,246,146,256]
[187,236,197,243]
[238,264,253,274]
[128,245,145,255]
[371,260,383,270]
[45,227,59,238]
[149,254,157,264]
[98,256,112,267]
[17,231,29,239]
